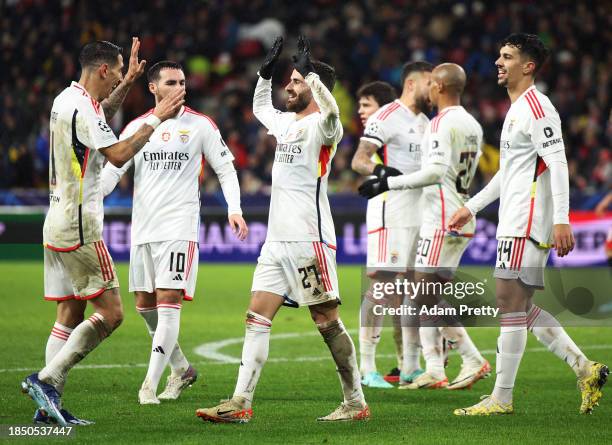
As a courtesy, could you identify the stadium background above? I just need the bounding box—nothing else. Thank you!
[1,0,610,264]
[0,1,611,443]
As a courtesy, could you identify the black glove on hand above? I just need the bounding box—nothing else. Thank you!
[259,36,283,80]
[373,164,402,179]
[359,176,389,199]
[292,35,315,78]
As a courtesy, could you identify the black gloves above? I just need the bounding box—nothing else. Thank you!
[259,37,283,80]
[292,35,315,78]
[358,165,402,199]
[359,176,389,199]
[373,164,402,180]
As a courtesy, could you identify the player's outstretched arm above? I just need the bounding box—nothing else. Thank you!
[464,171,501,216]
[387,163,447,190]
[101,37,146,120]
[253,37,283,130]
[100,88,185,167]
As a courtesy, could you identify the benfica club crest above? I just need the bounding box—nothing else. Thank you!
[179,130,190,144]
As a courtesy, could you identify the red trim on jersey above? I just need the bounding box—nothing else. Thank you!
[184,106,218,129]
[81,148,90,178]
[45,243,81,252]
[438,185,446,229]
[383,144,388,165]
[525,91,545,120]
[325,242,337,251]
[535,156,547,177]
[183,293,193,301]
[378,102,400,121]
[318,144,332,177]
[120,109,154,137]
[44,294,78,301]
[186,241,196,280]
[431,109,451,133]
[368,227,384,235]
[199,155,206,184]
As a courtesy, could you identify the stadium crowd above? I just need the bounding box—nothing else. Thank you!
[1,0,610,206]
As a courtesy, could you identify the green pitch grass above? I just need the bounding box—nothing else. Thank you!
[1,261,611,444]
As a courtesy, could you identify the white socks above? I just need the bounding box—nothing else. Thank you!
[401,327,422,375]
[420,324,445,379]
[40,313,111,388]
[137,306,189,376]
[439,325,485,368]
[492,312,527,405]
[45,322,74,394]
[143,303,181,393]
[527,305,589,377]
[233,311,272,408]
[319,319,366,406]
[359,296,383,375]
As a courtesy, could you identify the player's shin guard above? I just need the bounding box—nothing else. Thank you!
[45,322,73,394]
[143,304,182,393]
[137,306,189,376]
[491,312,527,405]
[527,305,588,377]
[233,311,272,408]
[39,313,112,388]
[359,296,383,375]
[319,319,365,406]
[439,325,485,367]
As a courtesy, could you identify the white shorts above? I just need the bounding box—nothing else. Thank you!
[494,237,550,288]
[44,241,119,301]
[366,226,420,272]
[415,228,470,278]
[252,241,339,307]
[129,240,199,300]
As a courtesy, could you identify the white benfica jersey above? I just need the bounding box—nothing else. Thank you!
[101,106,233,245]
[253,77,342,246]
[361,99,429,229]
[421,106,483,232]
[43,82,118,251]
[498,86,565,242]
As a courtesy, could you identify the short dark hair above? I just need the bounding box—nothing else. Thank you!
[400,61,434,86]
[79,41,122,70]
[312,60,336,91]
[147,60,184,83]
[501,33,550,75]
[356,81,397,107]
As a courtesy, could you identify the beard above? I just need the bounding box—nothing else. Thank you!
[415,94,432,114]
[286,93,310,113]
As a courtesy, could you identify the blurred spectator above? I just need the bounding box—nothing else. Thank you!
[1,0,610,206]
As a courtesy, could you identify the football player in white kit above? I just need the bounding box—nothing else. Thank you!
[360,63,490,391]
[101,61,248,404]
[352,62,432,388]
[449,33,608,415]
[21,39,185,426]
[197,36,369,423]
[355,81,408,385]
